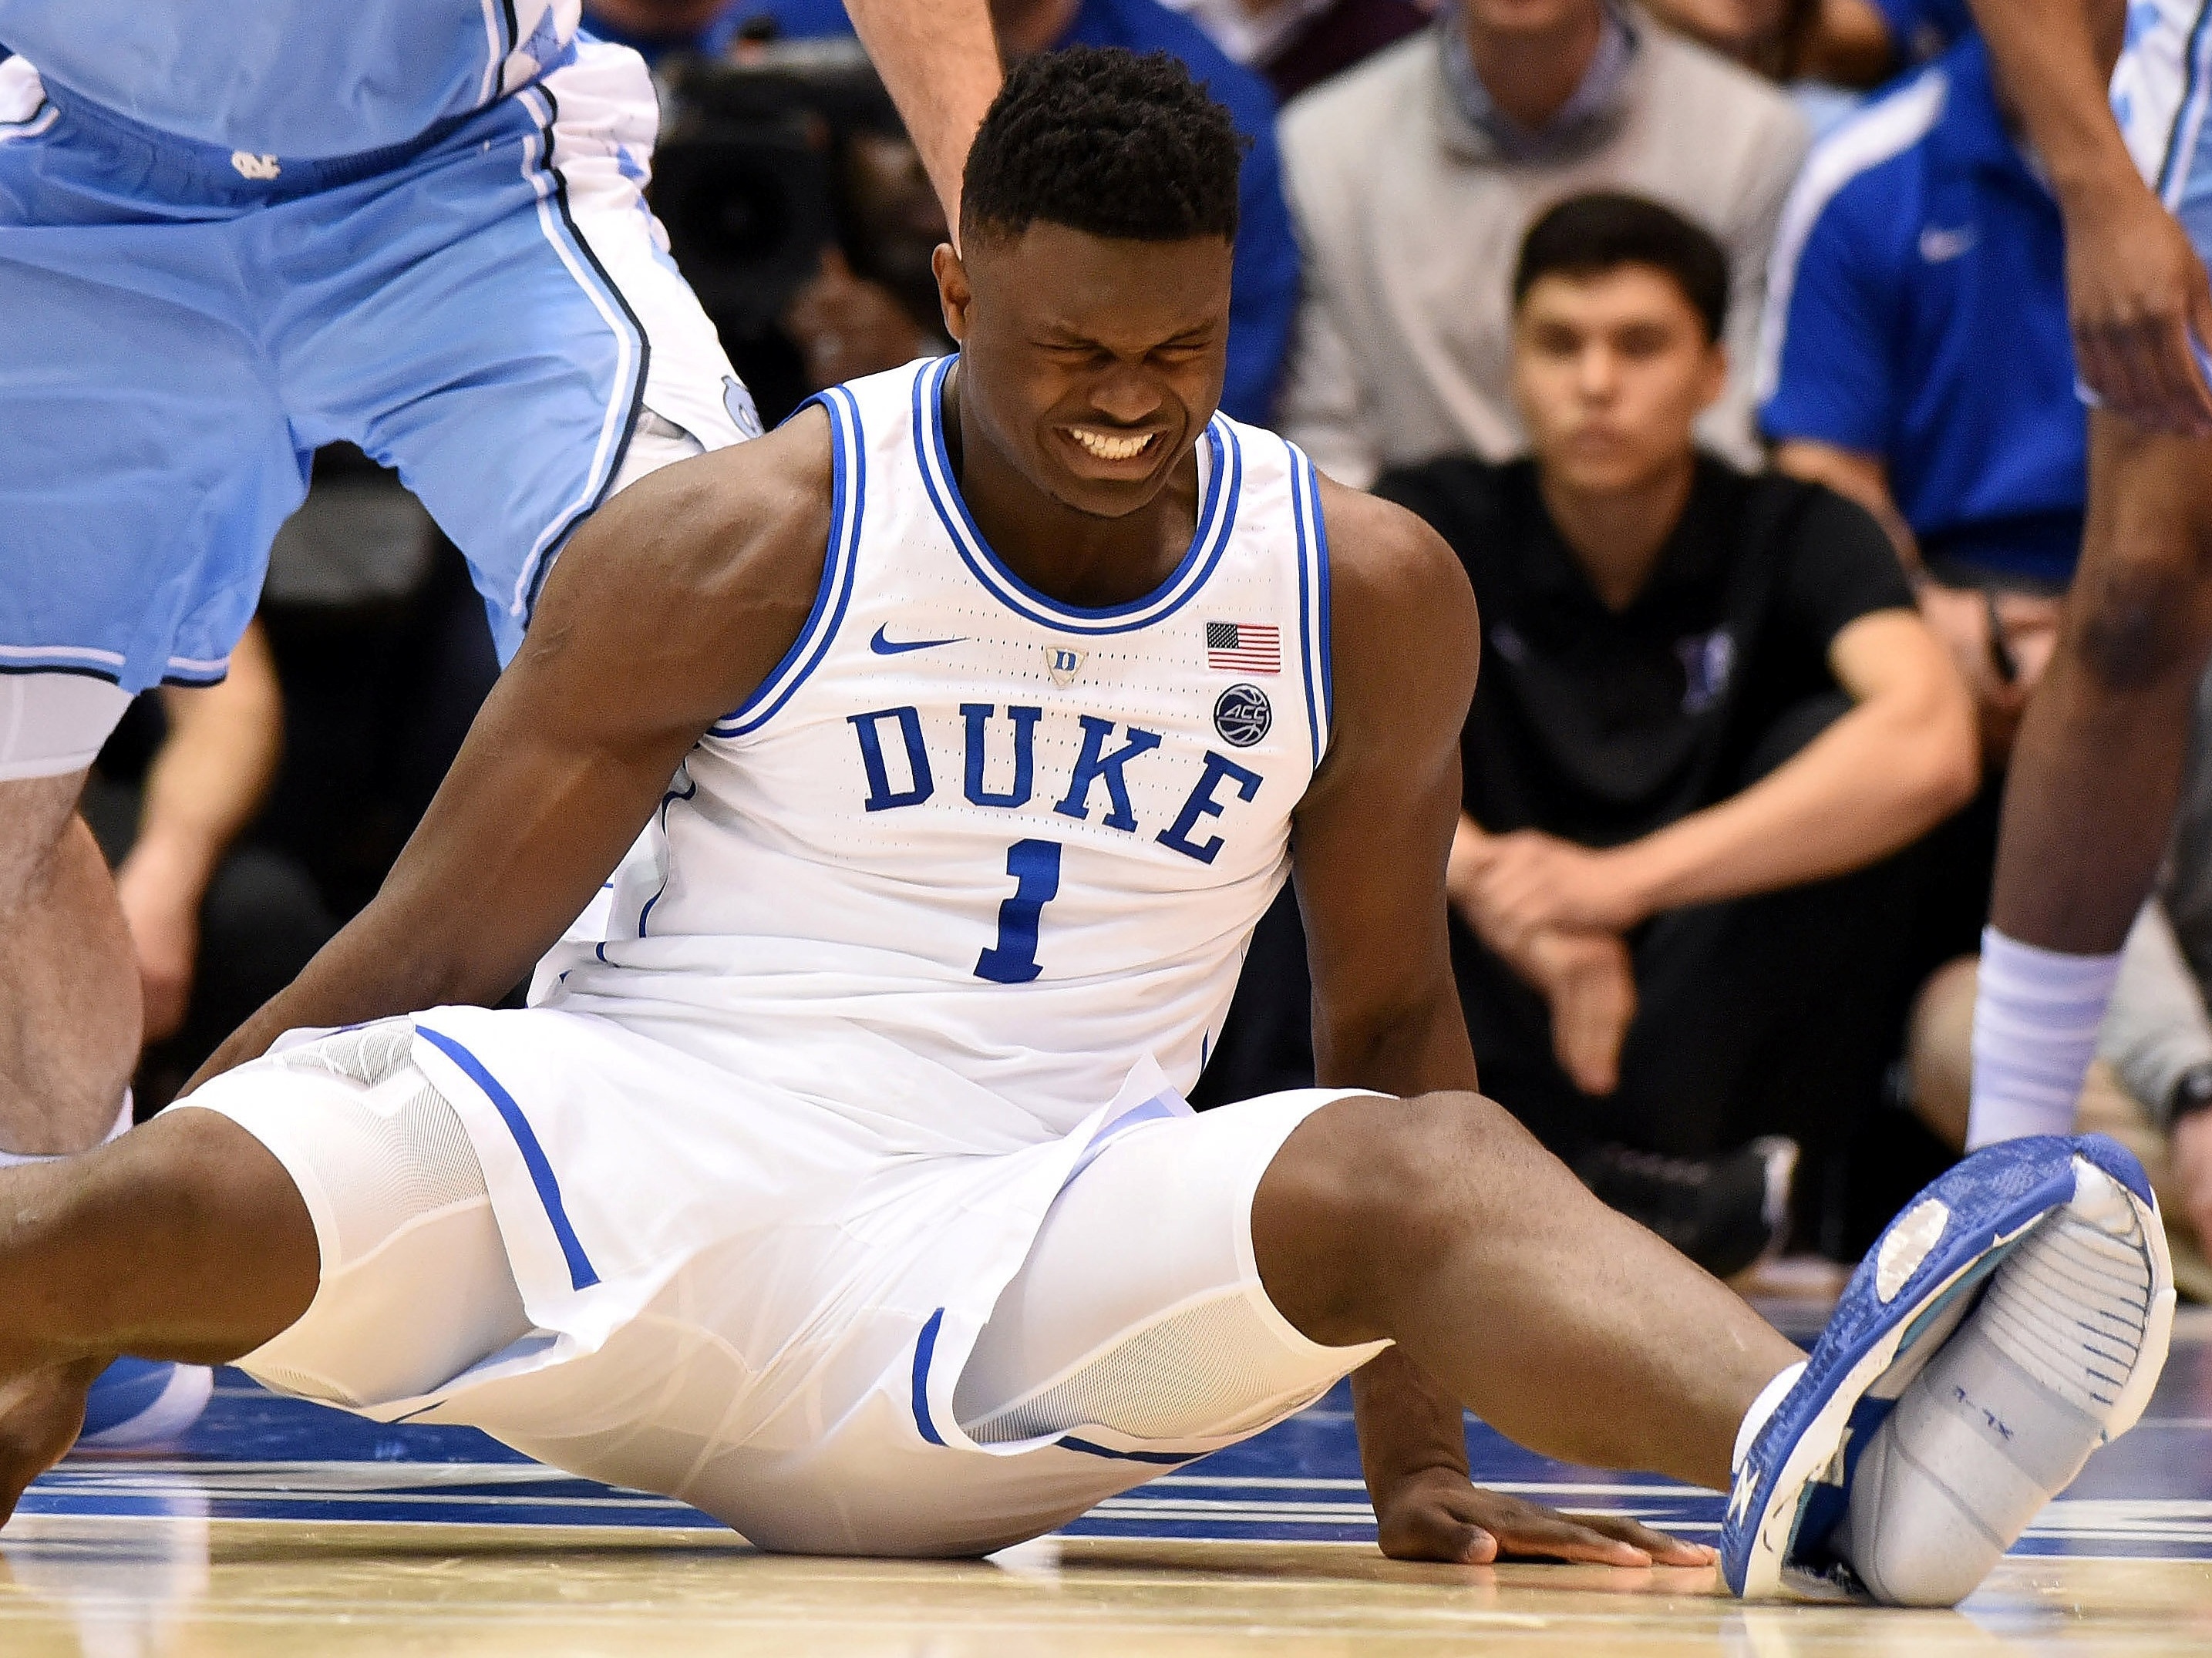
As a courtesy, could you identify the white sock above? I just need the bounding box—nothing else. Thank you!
[1733,1360,1806,1474]
[1966,928,2121,1149]
[0,1090,133,1168]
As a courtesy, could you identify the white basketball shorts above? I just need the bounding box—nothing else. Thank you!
[180,1014,1389,1555]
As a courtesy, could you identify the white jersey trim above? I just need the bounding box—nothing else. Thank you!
[910,356,1245,637]
[1753,66,1950,405]
[711,384,867,739]
[1287,444,1332,768]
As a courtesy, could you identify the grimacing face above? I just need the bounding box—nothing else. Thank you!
[933,220,1234,520]
[1510,264,1728,497]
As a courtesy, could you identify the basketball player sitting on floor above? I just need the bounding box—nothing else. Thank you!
[0,51,2173,1604]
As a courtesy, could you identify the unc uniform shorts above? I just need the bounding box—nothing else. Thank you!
[2117,0,2212,266]
[0,40,757,694]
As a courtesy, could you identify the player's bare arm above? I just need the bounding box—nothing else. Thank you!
[188,415,839,1088]
[1263,479,1708,1569]
[1968,0,2212,431]
[843,0,1004,237]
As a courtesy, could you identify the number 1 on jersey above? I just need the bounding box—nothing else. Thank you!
[975,839,1062,984]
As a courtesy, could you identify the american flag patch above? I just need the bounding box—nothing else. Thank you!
[1206,621,1281,674]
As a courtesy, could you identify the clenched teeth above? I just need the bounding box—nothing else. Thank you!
[1069,427,1154,461]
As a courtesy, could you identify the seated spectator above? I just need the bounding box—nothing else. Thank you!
[1276,0,1806,486]
[750,0,1301,421]
[1157,0,1433,101]
[1762,31,2076,772]
[1375,195,1977,1270]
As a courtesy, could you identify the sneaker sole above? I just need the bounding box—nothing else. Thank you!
[1724,1136,2174,1600]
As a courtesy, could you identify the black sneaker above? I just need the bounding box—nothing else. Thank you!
[1574,1136,1798,1277]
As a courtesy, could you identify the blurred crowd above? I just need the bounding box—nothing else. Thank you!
[117,0,2212,1292]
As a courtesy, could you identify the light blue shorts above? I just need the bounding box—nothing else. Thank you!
[0,41,756,693]
[2116,0,2212,259]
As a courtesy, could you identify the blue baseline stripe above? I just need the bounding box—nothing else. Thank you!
[1290,452,1322,770]
[914,358,1241,636]
[715,387,867,737]
[911,1308,948,1445]
[1057,1437,1200,1466]
[1310,455,1335,740]
[414,1027,601,1292]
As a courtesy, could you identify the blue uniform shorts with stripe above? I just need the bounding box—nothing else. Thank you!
[0,42,756,691]
[2117,0,2212,277]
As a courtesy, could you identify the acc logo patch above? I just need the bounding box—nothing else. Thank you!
[1213,683,1271,748]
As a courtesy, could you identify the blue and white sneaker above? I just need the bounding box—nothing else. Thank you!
[1721,1134,2173,1604]
[72,1359,214,1452]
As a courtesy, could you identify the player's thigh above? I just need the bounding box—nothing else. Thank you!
[952,1091,1390,1445]
[181,1021,532,1408]
[283,41,756,665]
[0,765,106,911]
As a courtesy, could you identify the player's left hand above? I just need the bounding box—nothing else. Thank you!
[1462,830,1649,950]
[1372,1465,1714,1568]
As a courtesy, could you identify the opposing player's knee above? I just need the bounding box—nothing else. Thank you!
[2071,548,2212,691]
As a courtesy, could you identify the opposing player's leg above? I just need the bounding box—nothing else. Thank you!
[282,39,759,669]
[0,759,137,1155]
[1968,419,2212,1147]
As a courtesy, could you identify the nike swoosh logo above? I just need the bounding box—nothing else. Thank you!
[1918,224,1977,263]
[870,624,965,655]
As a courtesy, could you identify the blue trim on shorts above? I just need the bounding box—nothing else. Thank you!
[911,1308,948,1445]
[513,79,651,632]
[2159,0,2212,199]
[414,1026,601,1292]
[1056,1438,1200,1466]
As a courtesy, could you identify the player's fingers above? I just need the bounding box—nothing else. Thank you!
[1486,1512,1651,1566]
[2098,321,2163,429]
[1377,1509,1499,1566]
[2143,313,2212,432]
[1555,1510,1715,1566]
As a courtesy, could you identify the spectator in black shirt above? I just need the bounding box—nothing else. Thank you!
[1377,193,1977,1269]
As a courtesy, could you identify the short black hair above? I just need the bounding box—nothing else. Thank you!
[1512,193,1730,342]
[961,45,1245,244]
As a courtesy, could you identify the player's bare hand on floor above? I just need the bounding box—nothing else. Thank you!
[1372,1465,1714,1569]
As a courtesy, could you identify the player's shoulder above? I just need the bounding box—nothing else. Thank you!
[1310,464,1479,663]
[591,405,837,617]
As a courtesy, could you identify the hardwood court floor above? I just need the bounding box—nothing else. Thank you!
[2,1305,2207,1655]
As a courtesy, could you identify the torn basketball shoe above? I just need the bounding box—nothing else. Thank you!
[1720,1134,2173,1604]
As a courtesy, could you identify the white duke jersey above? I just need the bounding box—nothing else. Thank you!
[0,1,582,157]
[543,356,1333,1133]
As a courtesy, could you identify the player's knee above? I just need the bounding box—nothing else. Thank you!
[1260,1091,1513,1330]
[2072,545,2212,692]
